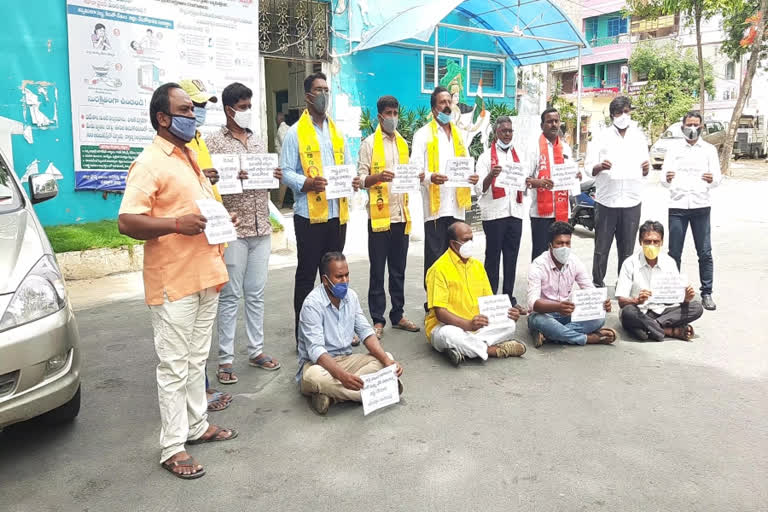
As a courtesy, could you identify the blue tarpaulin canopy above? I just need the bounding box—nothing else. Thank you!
[353,0,591,66]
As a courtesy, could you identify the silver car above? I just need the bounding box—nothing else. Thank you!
[0,149,81,428]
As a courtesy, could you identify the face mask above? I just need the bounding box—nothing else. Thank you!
[323,275,348,300]
[380,116,398,134]
[229,107,251,130]
[497,139,512,150]
[436,111,452,125]
[311,92,329,113]
[455,239,474,259]
[194,106,207,128]
[167,114,197,142]
[682,126,701,141]
[551,246,571,264]
[643,244,661,260]
[613,113,630,130]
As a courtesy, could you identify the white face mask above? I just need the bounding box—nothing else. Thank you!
[497,139,512,150]
[551,246,570,264]
[457,239,474,259]
[230,107,252,130]
[613,113,630,130]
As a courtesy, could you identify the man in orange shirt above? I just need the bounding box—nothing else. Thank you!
[118,83,238,480]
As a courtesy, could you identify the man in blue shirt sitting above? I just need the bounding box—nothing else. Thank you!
[297,252,404,415]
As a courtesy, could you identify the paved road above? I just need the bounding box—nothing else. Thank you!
[2,171,767,511]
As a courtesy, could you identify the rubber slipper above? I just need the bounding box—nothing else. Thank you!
[392,319,420,332]
[249,354,281,371]
[207,392,230,412]
[216,367,238,384]
[598,328,617,344]
[161,457,206,480]
[188,427,239,445]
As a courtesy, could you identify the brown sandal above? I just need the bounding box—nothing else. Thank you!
[161,457,205,480]
[188,426,238,445]
[392,318,420,332]
[598,328,617,344]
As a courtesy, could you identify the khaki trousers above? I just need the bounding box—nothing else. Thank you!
[149,287,218,462]
[300,352,393,403]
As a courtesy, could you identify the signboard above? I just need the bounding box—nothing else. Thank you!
[66,1,260,190]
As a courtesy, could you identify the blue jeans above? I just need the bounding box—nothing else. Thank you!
[668,207,713,295]
[527,312,606,345]
[217,235,271,364]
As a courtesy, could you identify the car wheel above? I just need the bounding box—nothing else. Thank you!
[40,385,81,425]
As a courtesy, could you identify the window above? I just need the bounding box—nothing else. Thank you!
[726,61,735,80]
[585,17,598,40]
[0,155,23,214]
[422,52,463,92]
[606,16,628,37]
[467,57,505,97]
[605,62,622,86]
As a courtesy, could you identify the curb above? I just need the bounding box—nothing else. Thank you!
[57,230,288,281]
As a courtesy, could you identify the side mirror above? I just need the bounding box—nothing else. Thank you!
[29,174,58,204]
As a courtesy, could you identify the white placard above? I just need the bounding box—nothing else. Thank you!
[391,163,422,194]
[443,157,474,187]
[195,199,237,245]
[324,164,356,200]
[675,160,707,192]
[494,162,527,191]
[551,161,579,191]
[240,154,279,190]
[210,154,242,195]
[360,364,400,416]
[606,148,644,180]
[571,287,608,322]
[649,271,685,304]
[477,294,514,328]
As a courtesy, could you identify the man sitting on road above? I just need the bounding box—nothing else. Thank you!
[425,221,527,366]
[527,221,616,347]
[616,220,703,341]
[297,252,404,415]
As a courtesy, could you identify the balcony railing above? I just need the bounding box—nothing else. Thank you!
[582,77,620,89]
[587,34,630,47]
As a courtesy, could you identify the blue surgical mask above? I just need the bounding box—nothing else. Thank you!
[168,114,197,142]
[437,111,452,125]
[324,275,348,300]
[194,106,207,127]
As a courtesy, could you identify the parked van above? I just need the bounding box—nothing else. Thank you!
[0,149,81,428]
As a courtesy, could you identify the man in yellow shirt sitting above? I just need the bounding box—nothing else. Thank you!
[425,221,527,366]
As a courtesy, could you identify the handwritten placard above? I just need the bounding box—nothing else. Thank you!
[195,199,237,245]
[240,153,279,190]
[324,164,356,200]
[551,161,579,191]
[210,154,242,195]
[571,287,607,322]
[649,271,685,304]
[477,294,514,328]
[360,364,400,416]
[675,159,706,192]
[391,163,421,194]
[494,162,527,191]
[443,157,474,187]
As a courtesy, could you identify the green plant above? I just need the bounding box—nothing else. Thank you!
[44,220,143,253]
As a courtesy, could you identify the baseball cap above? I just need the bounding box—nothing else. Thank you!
[179,79,218,104]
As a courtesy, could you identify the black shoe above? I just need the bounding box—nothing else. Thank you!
[445,348,463,367]
[702,294,717,311]
[629,328,649,341]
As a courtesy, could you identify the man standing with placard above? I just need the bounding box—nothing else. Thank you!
[206,82,283,383]
[661,111,721,311]
[585,96,650,287]
[281,72,361,345]
[425,222,526,366]
[616,220,703,341]
[527,108,575,260]
[527,221,616,347]
[357,95,422,339]
[412,87,479,311]
[474,116,528,314]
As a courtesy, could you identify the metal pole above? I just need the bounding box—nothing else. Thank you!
[434,26,439,89]
[576,46,582,156]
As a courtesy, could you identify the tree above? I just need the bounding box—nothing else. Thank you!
[632,80,698,140]
[719,0,768,174]
[626,0,724,114]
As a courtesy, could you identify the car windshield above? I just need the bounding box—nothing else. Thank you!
[661,124,684,139]
[0,157,23,214]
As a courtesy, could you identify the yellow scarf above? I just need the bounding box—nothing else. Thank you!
[370,125,412,234]
[297,109,348,224]
[427,119,471,215]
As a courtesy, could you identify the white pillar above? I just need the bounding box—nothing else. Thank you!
[576,46,583,156]
[434,26,439,89]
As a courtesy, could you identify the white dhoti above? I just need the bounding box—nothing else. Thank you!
[430,323,516,361]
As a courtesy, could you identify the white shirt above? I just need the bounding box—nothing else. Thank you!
[585,124,649,208]
[615,250,680,314]
[412,122,467,222]
[474,142,527,221]
[527,137,573,218]
[660,137,722,209]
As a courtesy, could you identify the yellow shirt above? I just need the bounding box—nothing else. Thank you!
[425,248,492,341]
[187,131,222,202]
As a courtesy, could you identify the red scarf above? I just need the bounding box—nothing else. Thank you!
[490,142,523,203]
[537,134,568,221]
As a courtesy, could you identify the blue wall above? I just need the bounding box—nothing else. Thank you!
[1,1,123,226]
